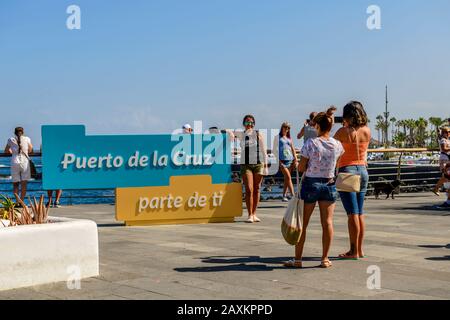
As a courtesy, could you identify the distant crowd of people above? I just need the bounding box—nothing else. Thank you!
[220,101,449,268]
[224,101,370,268]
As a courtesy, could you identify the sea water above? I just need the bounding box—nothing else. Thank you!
[0,157,115,205]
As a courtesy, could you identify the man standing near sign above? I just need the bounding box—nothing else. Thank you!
[227,115,268,223]
[182,124,193,134]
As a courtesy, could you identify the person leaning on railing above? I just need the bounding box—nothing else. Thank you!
[3,127,33,204]
[334,101,371,260]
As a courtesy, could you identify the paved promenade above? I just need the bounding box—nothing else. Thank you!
[1,193,449,300]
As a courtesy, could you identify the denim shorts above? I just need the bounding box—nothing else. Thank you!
[280,160,293,169]
[338,165,369,215]
[300,177,337,203]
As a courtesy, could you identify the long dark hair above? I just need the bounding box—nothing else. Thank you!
[279,122,291,139]
[242,114,256,126]
[14,127,24,154]
[343,101,368,128]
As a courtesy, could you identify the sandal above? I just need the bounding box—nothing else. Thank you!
[338,251,359,260]
[320,259,333,268]
[283,259,303,268]
[253,216,261,223]
[246,216,254,223]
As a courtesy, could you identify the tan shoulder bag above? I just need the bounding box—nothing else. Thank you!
[335,128,361,192]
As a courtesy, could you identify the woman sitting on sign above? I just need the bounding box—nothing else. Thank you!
[228,115,268,223]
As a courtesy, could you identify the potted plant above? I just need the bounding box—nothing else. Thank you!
[0,194,99,291]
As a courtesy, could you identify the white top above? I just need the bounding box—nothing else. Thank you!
[439,138,450,160]
[301,137,344,178]
[7,136,31,164]
[234,130,265,165]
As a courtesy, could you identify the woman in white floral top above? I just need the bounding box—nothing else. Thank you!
[284,111,344,269]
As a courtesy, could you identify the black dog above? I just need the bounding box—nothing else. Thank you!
[374,179,403,199]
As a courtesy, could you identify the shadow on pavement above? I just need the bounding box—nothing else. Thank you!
[397,205,450,215]
[174,255,342,273]
[97,223,126,228]
[425,256,450,261]
[419,244,450,261]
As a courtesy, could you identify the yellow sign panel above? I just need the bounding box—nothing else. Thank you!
[116,175,243,226]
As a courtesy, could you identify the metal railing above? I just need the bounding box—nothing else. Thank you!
[0,148,444,204]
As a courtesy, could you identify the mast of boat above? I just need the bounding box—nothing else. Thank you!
[384,85,390,148]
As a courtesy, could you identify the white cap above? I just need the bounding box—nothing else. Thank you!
[182,124,192,130]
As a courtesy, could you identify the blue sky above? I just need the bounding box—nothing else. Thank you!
[1,0,450,146]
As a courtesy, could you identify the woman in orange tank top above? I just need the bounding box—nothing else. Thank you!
[334,101,371,260]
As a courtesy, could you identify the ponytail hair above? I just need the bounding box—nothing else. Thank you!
[343,101,368,128]
[14,127,24,154]
[326,105,337,116]
[313,112,334,133]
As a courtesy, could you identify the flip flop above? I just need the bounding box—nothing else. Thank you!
[283,259,303,268]
[338,252,359,260]
[320,260,333,268]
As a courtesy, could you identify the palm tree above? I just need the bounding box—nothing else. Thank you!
[405,119,416,147]
[375,122,381,146]
[429,117,444,147]
[393,132,406,148]
[390,117,397,146]
[415,118,428,147]
[376,115,385,145]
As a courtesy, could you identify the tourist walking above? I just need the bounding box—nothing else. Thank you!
[273,122,298,202]
[284,112,344,268]
[4,127,33,204]
[433,127,450,196]
[334,101,371,260]
[229,115,268,223]
[297,112,318,142]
